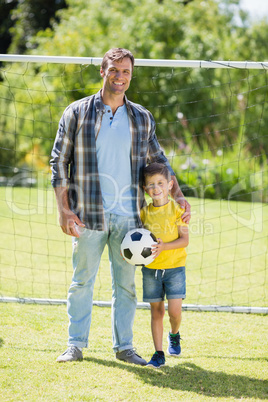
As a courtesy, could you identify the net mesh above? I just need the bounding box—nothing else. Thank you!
[0,60,267,308]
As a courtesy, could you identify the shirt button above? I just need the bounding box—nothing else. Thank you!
[110,117,113,120]
[108,110,111,113]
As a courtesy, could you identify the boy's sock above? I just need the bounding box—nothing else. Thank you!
[156,350,165,356]
[170,331,179,337]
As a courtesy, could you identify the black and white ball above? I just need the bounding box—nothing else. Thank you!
[121,228,157,266]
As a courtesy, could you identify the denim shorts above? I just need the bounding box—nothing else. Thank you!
[142,266,186,303]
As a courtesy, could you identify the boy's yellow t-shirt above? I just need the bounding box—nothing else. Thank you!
[140,199,188,270]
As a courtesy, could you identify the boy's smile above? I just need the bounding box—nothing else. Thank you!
[144,173,173,207]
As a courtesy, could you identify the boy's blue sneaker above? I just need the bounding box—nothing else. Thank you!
[146,352,165,368]
[167,332,181,356]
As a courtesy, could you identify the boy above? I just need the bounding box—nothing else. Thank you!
[140,162,189,368]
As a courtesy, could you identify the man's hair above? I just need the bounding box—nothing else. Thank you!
[143,162,171,185]
[101,48,135,71]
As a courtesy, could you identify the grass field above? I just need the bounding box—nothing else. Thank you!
[0,302,267,401]
[0,187,267,401]
[0,187,267,307]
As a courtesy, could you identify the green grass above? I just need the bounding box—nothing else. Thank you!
[0,187,268,307]
[0,303,267,401]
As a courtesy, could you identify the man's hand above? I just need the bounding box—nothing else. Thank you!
[54,186,85,237]
[176,196,191,224]
[59,210,85,238]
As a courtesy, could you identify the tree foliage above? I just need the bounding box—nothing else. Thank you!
[3,0,67,54]
[0,0,18,54]
[1,0,268,189]
[30,0,268,149]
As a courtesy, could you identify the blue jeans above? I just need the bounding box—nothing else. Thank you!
[67,213,137,352]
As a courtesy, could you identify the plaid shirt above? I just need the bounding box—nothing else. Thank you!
[51,90,174,230]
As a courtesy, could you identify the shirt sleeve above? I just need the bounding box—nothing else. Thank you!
[175,205,188,227]
[50,105,77,188]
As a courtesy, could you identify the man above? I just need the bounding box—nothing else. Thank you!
[51,48,190,365]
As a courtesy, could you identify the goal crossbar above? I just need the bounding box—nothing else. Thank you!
[1,54,268,69]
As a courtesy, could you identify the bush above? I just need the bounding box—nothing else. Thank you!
[172,148,267,203]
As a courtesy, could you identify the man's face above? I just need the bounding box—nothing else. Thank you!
[100,57,132,97]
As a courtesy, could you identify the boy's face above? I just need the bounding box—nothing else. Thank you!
[144,173,173,206]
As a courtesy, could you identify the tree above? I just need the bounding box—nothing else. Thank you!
[28,0,268,151]
[1,0,268,176]
[0,0,18,54]
[8,0,67,54]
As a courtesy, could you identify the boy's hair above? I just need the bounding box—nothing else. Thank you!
[143,162,171,185]
[101,48,135,71]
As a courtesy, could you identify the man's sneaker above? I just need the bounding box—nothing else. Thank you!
[56,346,83,362]
[167,331,181,356]
[116,349,147,366]
[146,352,165,368]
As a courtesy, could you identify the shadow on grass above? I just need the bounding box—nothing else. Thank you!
[207,355,268,363]
[182,354,268,363]
[0,338,4,347]
[84,357,268,399]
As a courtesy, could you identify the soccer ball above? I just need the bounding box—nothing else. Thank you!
[121,228,158,266]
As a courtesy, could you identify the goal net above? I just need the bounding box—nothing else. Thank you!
[0,55,267,313]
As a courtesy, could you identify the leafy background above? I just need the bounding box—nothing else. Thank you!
[0,0,267,202]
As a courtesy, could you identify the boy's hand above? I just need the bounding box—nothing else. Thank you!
[151,238,165,259]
